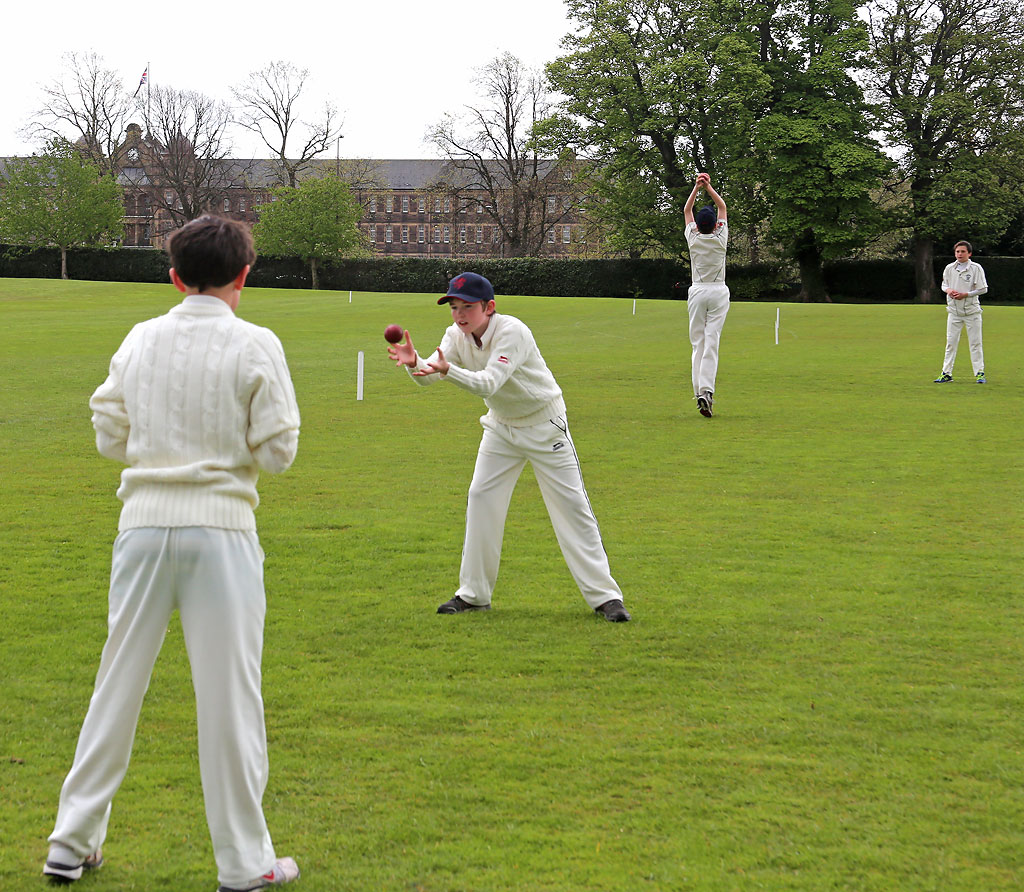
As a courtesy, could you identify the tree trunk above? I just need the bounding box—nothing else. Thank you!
[912,234,937,303]
[310,257,319,290]
[60,247,68,280]
[794,231,830,302]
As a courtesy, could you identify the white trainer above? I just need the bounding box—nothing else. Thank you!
[218,857,300,891]
[43,847,103,881]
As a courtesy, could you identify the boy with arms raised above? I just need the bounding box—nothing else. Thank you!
[387,272,629,622]
[44,216,301,891]
[683,172,729,417]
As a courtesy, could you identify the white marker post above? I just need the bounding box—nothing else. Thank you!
[632,298,636,316]
[349,290,352,303]
[356,351,364,401]
[775,307,780,345]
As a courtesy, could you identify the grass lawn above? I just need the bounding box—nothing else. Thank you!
[1,277,1022,891]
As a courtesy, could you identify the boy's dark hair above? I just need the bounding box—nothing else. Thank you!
[167,215,256,292]
[954,240,973,253]
[695,206,718,234]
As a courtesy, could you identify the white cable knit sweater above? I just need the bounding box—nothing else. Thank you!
[89,295,300,531]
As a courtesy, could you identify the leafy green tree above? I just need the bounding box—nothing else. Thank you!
[0,139,124,279]
[753,0,891,300]
[546,0,886,297]
[867,0,1024,301]
[546,0,768,258]
[253,174,367,289]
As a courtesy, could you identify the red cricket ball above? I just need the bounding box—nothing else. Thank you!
[384,324,403,344]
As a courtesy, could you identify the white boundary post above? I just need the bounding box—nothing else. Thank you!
[356,351,364,400]
[775,307,780,345]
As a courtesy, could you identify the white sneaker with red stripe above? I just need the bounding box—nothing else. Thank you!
[218,857,300,891]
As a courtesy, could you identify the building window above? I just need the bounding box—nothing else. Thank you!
[418,198,425,213]
[433,226,441,243]
[386,196,393,213]
[492,228,500,243]
[443,226,450,243]
[459,200,467,214]
[385,227,393,243]
[239,198,246,212]
[563,225,571,243]
[477,203,483,214]
[547,196,556,212]
[402,226,408,243]
[223,198,230,212]
[434,197,441,213]
[164,190,174,205]
[459,226,466,244]
[476,226,483,243]
[443,198,451,214]
[548,228,555,244]
[418,225,425,243]
[370,197,377,213]
[369,225,376,243]
[402,196,409,214]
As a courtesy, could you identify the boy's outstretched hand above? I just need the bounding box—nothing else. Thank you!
[413,347,449,377]
[387,330,417,367]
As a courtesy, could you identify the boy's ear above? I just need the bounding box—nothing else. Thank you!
[169,268,187,293]
[485,298,497,314]
[234,264,250,291]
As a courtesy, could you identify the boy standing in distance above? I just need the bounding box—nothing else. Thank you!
[45,216,302,892]
[387,272,630,622]
[934,240,988,384]
[683,172,729,417]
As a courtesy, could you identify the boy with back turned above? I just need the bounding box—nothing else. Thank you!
[44,216,302,891]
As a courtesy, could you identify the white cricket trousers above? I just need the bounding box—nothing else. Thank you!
[687,283,731,397]
[49,527,278,887]
[455,414,622,610]
[943,311,984,375]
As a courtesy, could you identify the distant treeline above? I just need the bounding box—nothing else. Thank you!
[3,245,1024,303]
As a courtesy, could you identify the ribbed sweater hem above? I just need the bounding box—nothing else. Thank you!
[486,396,567,428]
[117,486,257,532]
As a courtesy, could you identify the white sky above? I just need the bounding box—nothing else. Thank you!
[1,0,576,160]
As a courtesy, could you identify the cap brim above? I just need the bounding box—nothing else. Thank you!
[438,294,486,305]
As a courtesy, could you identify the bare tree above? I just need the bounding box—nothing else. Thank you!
[427,53,578,257]
[28,52,132,178]
[233,61,343,188]
[128,86,236,228]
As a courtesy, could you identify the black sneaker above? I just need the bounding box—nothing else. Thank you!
[697,393,713,417]
[595,599,631,622]
[437,595,490,614]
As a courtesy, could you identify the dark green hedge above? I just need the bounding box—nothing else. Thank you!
[3,243,1022,302]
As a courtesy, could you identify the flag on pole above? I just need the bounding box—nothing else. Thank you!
[133,66,148,98]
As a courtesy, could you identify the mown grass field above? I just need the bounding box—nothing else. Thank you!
[1,277,1022,891]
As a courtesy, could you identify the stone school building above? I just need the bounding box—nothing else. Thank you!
[104,126,588,258]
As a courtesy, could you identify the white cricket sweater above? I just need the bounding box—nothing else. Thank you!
[941,260,987,316]
[89,295,300,531]
[686,220,729,284]
[410,312,566,426]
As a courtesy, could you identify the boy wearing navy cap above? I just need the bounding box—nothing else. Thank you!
[387,272,629,622]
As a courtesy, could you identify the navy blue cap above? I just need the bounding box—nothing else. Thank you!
[438,272,495,305]
[695,206,718,233]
